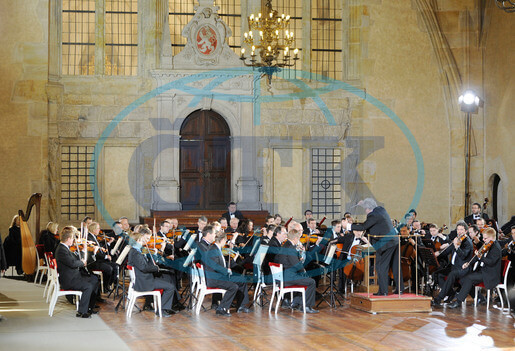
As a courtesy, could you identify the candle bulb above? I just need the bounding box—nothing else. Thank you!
[240,48,245,58]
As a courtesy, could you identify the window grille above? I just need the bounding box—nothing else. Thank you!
[311,148,342,217]
[61,146,96,220]
[168,1,195,56]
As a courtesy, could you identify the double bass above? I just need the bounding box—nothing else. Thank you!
[19,193,42,275]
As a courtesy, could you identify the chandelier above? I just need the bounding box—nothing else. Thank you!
[240,0,299,84]
[495,0,515,12]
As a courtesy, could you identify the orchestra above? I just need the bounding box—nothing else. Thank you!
[3,198,513,319]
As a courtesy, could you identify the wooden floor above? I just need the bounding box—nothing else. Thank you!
[100,288,515,351]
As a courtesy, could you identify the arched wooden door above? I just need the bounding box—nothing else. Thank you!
[180,110,231,210]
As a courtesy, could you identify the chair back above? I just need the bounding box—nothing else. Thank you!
[35,244,45,262]
[49,259,60,289]
[502,261,511,286]
[269,262,284,290]
[195,263,207,289]
[127,265,136,288]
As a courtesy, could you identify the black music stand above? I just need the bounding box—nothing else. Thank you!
[417,246,439,296]
[180,249,199,311]
[114,246,134,312]
[316,245,344,308]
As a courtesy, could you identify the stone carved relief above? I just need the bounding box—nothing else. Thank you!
[173,1,242,69]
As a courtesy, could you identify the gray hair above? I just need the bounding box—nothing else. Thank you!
[358,198,378,211]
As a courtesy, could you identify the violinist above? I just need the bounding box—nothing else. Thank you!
[274,214,283,226]
[464,202,489,226]
[155,220,175,259]
[119,216,133,237]
[476,218,487,232]
[55,226,100,318]
[87,222,118,293]
[448,227,501,308]
[203,231,251,316]
[262,225,287,282]
[194,216,208,243]
[127,228,177,317]
[424,224,450,258]
[226,217,240,234]
[468,225,483,250]
[432,222,473,307]
[300,210,314,232]
[303,218,320,236]
[340,214,353,234]
[500,226,515,304]
[219,217,228,231]
[265,215,275,226]
[261,224,276,246]
[275,229,319,313]
[234,219,254,247]
[197,225,222,309]
[326,220,342,241]
[38,221,60,255]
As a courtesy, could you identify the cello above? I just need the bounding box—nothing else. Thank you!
[18,193,42,275]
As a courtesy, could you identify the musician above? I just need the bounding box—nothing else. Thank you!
[274,214,283,226]
[344,198,403,295]
[195,216,208,242]
[127,228,177,317]
[39,222,60,255]
[464,202,489,226]
[119,216,133,236]
[334,226,369,292]
[197,225,215,253]
[155,220,175,259]
[219,217,228,231]
[167,218,179,230]
[262,225,287,282]
[3,215,22,275]
[340,214,353,234]
[432,222,473,307]
[476,218,487,232]
[265,215,275,226]
[226,217,240,234]
[275,229,319,313]
[326,220,342,241]
[300,210,314,232]
[468,225,483,250]
[87,222,118,293]
[303,218,321,236]
[291,221,323,288]
[424,224,450,256]
[500,226,515,301]
[222,202,245,223]
[261,224,276,246]
[235,219,254,246]
[55,226,99,318]
[448,227,502,308]
[203,231,251,316]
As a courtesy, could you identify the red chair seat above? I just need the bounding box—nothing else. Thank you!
[284,285,307,290]
[154,289,164,294]
[207,287,221,290]
[476,282,485,288]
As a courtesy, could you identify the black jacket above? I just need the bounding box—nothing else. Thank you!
[127,246,159,291]
[222,210,245,223]
[203,244,231,283]
[439,236,474,268]
[470,241,502,289]
[55,243,86,289]
[275,239,305,281]
[39,230,59,255]
[351,206,398,254]
[464,213,489,226]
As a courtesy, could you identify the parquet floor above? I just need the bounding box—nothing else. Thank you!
[99,288,515,351]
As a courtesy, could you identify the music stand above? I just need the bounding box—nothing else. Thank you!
[114,245,132,312]
[417,246,439,296]
[252,245,269,307]
[181,248,199,310]
[110,237,123,256]
[316,244,344,308]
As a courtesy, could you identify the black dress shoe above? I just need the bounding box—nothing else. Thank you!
[96,297,106,303]
[447,300,461,309]
[290,303,302,311]
[281,299,292,309]
[88,308,99,315]
[173,302,186,311]
[237,306,251,313]
[215,308,231,316]
[392,290,404,295]
[305,307,319,314]
[431,299,442,307]
[142,303,154,311]
[373,292,387,296]
[159,309,173,318]
[76,312,91,318]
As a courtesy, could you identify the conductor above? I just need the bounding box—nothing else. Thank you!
[343,198,403,295]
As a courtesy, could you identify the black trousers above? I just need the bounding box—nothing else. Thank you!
[284,276,317,308]
[376,245,403,294]
[436,266,468,300]
[153,275,176,310]
[89,259,118,290]
[456,271,484,303]
[207,278,249,311]
[62,274,99,314]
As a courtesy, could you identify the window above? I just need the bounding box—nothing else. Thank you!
[61,146,96,221]
[62,0,138,76]
[217,0,241,55]
[275,0,302,79]
[311,0,342,81]
[168,1,195,56]
[62,0,95,75]
[311,148,342,217]
[105,0,138,75]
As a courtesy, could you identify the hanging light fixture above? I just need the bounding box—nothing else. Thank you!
[240,0,299,84]
[495,0,515,13]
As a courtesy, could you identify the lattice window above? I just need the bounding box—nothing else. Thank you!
[311,148,342,217]
[275,0,302,79]
[105,0,138,75]
[62,0,96,75]
[311,0,343,81]
[61,146,96,221]
[169,0,241,56]
[168,0,195,56]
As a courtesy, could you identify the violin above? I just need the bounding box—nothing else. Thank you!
[70,240,106,253]
[299,233,319,244]
[476,240,494,259]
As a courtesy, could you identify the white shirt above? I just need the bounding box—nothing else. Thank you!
[348,237,361,260]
